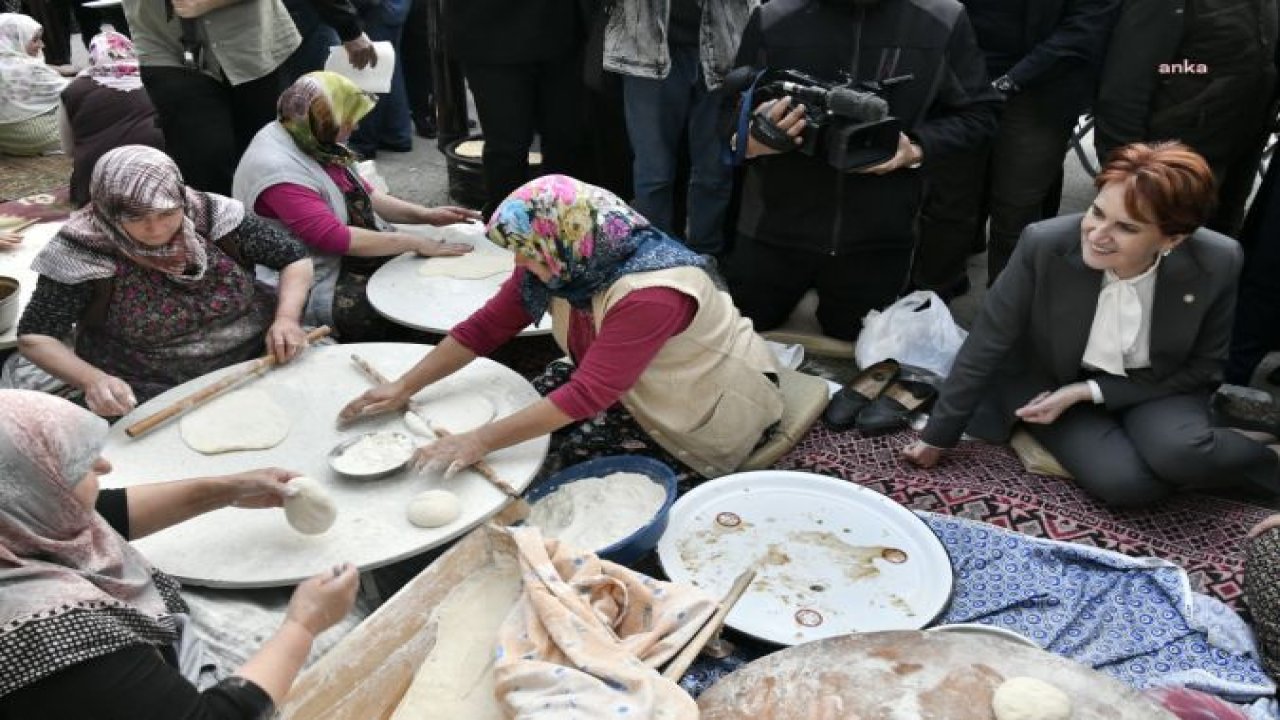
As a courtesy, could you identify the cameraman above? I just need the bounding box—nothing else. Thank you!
[725,0,1002,341]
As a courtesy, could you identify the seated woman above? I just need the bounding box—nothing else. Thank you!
[339,175,784,481]
[17,145,314,417]
[0,13,66,156]
[234,71,479,342]
[903,142,1279,507]
[0,389,358,717]
[58,30,164,207]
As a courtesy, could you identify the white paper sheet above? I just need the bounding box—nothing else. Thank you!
[323,40,395,94]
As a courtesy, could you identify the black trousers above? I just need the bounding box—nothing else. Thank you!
[463,54,587,215]
[1027,393,1279,507]
[914,85,1076,289]
[1227,155,1280,385]
[727,236,912,341]
[140,66,283,195]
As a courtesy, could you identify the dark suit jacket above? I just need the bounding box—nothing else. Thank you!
[921,213,1243,448]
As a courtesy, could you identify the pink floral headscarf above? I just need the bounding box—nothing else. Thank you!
[0,13,66,124]
[0,390,182,697]
[78,30,142,92]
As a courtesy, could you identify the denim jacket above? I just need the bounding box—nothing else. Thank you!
[603,0,758,89]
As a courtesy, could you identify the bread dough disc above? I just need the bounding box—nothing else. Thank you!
[419,393,495,433]
[180,388,290,454]
[406,489,461,528]
[992,677,1072,720]
[283,477,337,535]
[417,254,512,279]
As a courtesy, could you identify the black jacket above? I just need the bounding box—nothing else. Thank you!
[733,0,1002,255]
[445,0,583,65]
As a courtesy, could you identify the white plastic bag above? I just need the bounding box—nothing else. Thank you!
[854,290,968,377]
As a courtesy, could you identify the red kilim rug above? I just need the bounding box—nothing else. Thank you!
[774,424,1274,609]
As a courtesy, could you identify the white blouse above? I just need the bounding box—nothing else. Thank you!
[1080,256,1162,400]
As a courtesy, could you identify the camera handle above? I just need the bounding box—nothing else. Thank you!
[749,109,802,154]
[723,68,769,167]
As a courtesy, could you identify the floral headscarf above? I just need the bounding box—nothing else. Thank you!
[0,13,66,124]
[32,145,245,285]
[78,29,142,92]
[278,70,376,168]
[0,390,184,697]
[487,175,707,319]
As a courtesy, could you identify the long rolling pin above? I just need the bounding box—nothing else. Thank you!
[662,567,757,681]
[125,326,331,438]
[348,354,527,503]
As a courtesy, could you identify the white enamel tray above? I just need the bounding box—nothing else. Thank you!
[657,471,953,646]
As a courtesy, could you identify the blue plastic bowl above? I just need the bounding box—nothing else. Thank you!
[524,455,678,566]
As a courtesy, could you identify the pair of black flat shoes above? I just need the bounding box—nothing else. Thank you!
[823,359,938,434]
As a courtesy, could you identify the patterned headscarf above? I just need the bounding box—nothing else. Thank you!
[33,145,245,285]
[0,390,184,697]
[278,71,376,168]
[0,13,66,124]
[78,30,142,92]
[487,175,707,319]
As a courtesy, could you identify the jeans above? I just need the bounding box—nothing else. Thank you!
[280,0,341,87]
[350,0,413,153]
[622,45,732,255]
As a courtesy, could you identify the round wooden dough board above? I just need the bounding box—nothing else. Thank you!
[697,630,1175,719]
[100,343,548,588]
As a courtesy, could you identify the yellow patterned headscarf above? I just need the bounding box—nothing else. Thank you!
[277,71,375,167]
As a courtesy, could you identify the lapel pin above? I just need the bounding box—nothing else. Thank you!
[1183,294,1195,304]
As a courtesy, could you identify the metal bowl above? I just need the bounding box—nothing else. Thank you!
[328,431,415,481]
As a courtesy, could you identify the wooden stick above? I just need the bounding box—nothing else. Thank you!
[662,567,757,681]
[7,218,38,235]
[125,326,330,439]
[349,354,527,507]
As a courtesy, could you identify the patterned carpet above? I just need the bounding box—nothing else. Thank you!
[0,154,71,203]
[774,424,1276,609]
[0,187,73,227]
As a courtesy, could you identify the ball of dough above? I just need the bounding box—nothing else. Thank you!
[283,477,337,535]
[992,677,1072,720]
[406,489,461,528]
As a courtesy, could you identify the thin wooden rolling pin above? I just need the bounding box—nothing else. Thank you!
[125,326,331,438]
[662,567,757,681]
[348,354,528,505]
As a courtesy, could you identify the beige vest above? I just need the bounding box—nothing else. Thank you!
[550,267,783,477]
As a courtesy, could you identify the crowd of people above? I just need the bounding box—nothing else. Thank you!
[4,0,1280,716]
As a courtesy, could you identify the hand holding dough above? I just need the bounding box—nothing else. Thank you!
[992,677,1072,720]
[284,477,338,535]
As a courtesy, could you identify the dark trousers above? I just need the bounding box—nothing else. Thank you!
[463,54,587,215]
[727,236,912,341]
[140,66,283,195]
[23,0,71,64]
[402,0,434,125]
[280,0,340,87]
[914,86,1076,289]
[1027,393,1279,507]
[1227,156,1280,385]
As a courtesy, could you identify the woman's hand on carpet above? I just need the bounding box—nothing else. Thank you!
[84,372,136,417]
[419,206,482,226]
[1014,383,1091,425]
[1248,514,1280,539]
[0,231,22,249]
[902,441,943,468]
[414,237,473,257]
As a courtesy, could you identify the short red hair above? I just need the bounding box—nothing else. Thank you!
[1094,142,1216,236]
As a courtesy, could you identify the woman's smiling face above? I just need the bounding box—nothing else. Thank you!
[1079,181,1184,279]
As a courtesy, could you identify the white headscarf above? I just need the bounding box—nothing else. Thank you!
[0,390,183,697]
[0,13,67,124]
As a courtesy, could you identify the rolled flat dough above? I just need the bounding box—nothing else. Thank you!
[390,556,521,719]
[419,394,495,433]
[992,677,1072,720]
[284,477,337,535]
[406,489,461,528]
[180,388,290,454]
[417,254,512,279]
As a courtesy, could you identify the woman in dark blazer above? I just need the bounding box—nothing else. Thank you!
[904,142,1279,507]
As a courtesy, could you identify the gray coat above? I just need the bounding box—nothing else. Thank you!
[921,213,1243,448]
[603,0,757,88]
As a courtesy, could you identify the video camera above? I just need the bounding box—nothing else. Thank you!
[728,67,911,171]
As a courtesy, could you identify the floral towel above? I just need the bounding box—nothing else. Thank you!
[495,527,717,720]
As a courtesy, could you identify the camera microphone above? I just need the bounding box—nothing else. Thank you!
[826,87,889,122]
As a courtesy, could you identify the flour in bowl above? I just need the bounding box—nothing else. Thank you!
[526,472,666,551]
[331,432,415,476]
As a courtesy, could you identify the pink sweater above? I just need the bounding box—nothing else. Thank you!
[254,165,370,254]
[451,269,696,420]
